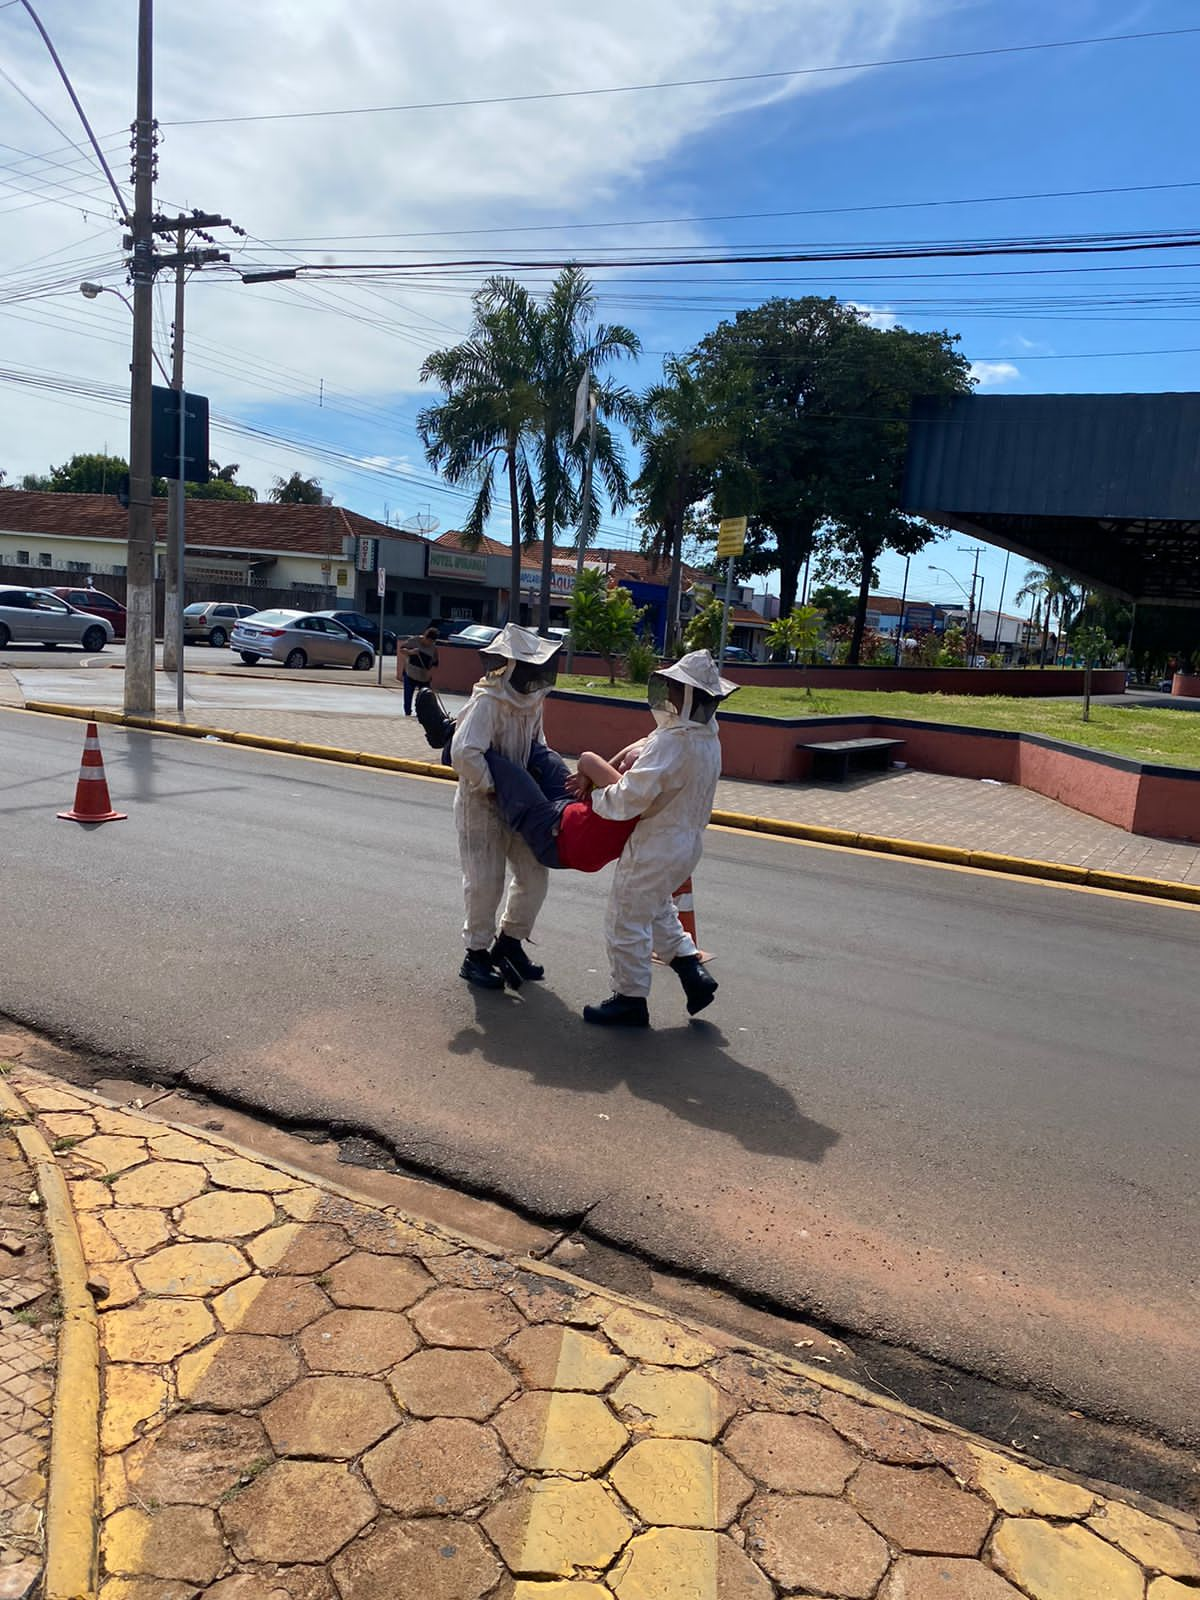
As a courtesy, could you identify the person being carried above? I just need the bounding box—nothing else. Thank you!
[483,743,639,873]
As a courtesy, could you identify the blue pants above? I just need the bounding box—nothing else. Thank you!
[403,672,422,714]
[485,743,573,869]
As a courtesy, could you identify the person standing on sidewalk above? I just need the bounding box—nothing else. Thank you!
[448,624,564,990]
[399,625,440,716]
[583,650,736,1028]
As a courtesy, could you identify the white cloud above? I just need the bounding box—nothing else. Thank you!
[969,360,1021,389]
[0,0,940,510]
[847,302,898,330]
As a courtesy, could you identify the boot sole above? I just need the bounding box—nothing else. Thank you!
[461,968,505,991]
[685,984,718,1016]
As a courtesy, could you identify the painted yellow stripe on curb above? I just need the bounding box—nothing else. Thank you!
[17,702,1200,910]
[0,1083,99,1600]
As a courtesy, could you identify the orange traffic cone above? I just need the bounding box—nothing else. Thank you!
[58,722,127,824]
[654,876,712,964]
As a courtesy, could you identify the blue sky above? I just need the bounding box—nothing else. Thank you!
[2,0,1197,616]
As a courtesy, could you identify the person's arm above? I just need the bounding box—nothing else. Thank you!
[578,751,624,788]
[589,734,682,822]
[449,696,496,791]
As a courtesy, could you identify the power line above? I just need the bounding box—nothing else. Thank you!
[163,25,1200,128]
[259,179,1200,248]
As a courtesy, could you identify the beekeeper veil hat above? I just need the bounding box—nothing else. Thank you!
[479,622,562,694]
[648,649,738,725]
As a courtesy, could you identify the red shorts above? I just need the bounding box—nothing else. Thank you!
[556,802,638,872]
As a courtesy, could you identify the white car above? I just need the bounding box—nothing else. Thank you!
[0,586,114,651]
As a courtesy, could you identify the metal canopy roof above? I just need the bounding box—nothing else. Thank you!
[902,393,1200,605]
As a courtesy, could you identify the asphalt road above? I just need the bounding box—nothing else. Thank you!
[3,709,1197,1446]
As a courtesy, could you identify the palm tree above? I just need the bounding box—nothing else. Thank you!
[527,267,641,634]
[633,356,721,653]
[1014,565,1080,663]
[418,277,541,620]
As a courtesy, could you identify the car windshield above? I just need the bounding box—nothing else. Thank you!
[456,625,496,642]
[184,604,207,615]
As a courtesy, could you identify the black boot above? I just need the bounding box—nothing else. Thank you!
[583,994,650,1028]
[671,954,718,1016]
[415,687,456,753]
[460,948,504,990]
[491,933,545,990]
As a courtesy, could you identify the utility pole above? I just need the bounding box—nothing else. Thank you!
[162,225,186,691]
[124,0,157,716]
[958,544,983,665]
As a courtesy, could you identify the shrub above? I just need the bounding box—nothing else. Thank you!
[625,637,660,683]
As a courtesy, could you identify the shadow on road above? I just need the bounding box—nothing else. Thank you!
[448,985,839,1164]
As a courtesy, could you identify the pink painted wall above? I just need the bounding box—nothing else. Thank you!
[540,691,1199,840]
[420,646,1125,700]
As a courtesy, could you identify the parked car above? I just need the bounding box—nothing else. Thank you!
[47,586,127,640]
[230,610,376,671]
[444,623,501,648]
[183,602,259,648]
[0,586,113,651]
[316,610,398,655]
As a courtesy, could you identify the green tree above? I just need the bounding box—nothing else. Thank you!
[1014,565,1080,664]
[189,461,256,502]
[1072,606,1112,722]
[766,604,823,692]
[527,267,641,633]
[683,592,726,653]
[689,297,869,613]
[22,452,127,494]
[633,356,724,652]
[419,276,541,621]
[808,584,856,626]
[566,567,647,683]
[818,320,971,662]
[271,472,325,504]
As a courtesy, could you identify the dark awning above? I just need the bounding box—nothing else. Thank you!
[903,393,1200,605]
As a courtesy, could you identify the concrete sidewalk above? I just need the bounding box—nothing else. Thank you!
[6,1066,1200,1600]
[7,663,1200,883]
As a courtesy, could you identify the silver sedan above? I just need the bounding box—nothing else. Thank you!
[0,586,114,650]
[230,610,376,671]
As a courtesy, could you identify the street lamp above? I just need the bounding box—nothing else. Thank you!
[79,282,171,382]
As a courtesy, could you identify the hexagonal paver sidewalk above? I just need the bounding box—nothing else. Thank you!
[12,1069,1200,1600]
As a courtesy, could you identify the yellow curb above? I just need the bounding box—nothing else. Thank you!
[0,1081,99,1600]
[20,701,1200,908]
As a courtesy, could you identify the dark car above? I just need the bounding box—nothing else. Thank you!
[316,610,398,655]
[48,586,127,640]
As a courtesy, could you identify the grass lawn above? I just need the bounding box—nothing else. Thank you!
[555,676,1200,769]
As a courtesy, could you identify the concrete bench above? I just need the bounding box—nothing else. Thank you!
[802,737,906,782]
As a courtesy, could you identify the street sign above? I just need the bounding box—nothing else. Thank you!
[377,566,386,598]
[717,516,747,558]
[151,387,210,481]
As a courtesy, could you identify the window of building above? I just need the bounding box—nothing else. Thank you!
[402,591,432,617]
[38,553,52,567]
[15,551,29,565]
[67,561,89,573]
[383,590,397,616]
[112,565,127,577]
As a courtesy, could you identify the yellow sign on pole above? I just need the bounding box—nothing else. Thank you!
[717,516,747,558]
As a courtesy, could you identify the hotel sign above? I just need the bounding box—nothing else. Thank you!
[427,546,488,582]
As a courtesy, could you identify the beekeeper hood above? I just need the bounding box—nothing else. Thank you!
[647,649,738,727]
[478,622,562,698]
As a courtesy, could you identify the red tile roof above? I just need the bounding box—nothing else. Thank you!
[434,528,708,589]
[730,605,768,626]
[0,491,417,556]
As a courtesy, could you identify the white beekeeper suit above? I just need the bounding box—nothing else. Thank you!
[589,650,736,1010]
[450,624,562,986]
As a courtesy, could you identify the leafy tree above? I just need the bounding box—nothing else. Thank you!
[1072,604,1112,722]
[189,461,256,502]
[633,356,724,652]
[689,297,872,613]
[683,592,726,653]
[818,320,971,662]
[22,452,128,494]
[808,584,856,626]
[271,472,325,504]
[766,604,823,692]
[419,276,541,619]
[527,267,640,633]
[566,567,647,683]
